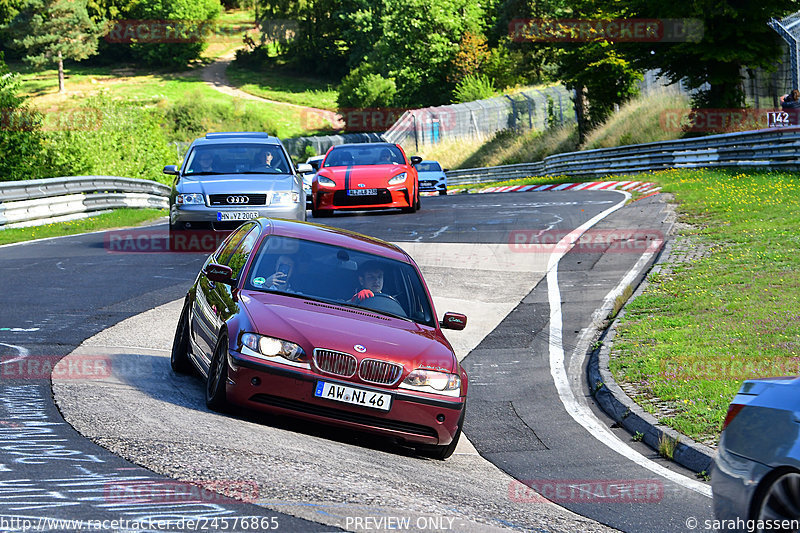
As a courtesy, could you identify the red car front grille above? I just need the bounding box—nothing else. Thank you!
[313,349,357,378]
[359,359,403,385]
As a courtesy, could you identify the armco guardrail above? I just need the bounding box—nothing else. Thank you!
[0,176,170,229]
[445,126,800,186]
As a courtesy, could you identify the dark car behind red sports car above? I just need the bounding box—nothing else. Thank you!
[171,217,468,459]
[311,143,422,217]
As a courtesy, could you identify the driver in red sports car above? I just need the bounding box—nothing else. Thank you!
[350,261,384,302]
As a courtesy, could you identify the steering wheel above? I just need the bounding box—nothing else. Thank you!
[360,293,406,316]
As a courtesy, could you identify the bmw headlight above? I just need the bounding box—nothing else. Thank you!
[399,369,461,396]
[176,193,204,205]
[271,191,300,205]
[317,176,336,187]
[388,172,407,185]
[241,333,309,366]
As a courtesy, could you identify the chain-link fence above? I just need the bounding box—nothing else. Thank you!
[382,86,575,150]
[638,43,794,109]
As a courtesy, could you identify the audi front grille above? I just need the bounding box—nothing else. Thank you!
[209,194,267,206]
[358,359,403,385]
[313,349,357,378]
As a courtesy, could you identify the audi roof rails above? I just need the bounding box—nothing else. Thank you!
[205,132,270,139]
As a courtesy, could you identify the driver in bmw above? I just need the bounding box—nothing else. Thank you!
[350,261,384,302]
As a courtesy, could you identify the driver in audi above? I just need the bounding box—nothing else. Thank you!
[350,261,384,302]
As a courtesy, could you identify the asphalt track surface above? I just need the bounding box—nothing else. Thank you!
[0,191,713,532]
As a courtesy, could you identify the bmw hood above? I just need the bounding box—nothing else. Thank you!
[241,292,457,374]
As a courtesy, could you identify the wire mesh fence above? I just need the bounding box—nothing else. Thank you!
[382,86,575,150]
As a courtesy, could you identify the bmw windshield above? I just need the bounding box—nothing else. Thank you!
[244,236,435,326]
[184,144,292,175]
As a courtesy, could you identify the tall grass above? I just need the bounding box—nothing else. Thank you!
[583,90,690,150]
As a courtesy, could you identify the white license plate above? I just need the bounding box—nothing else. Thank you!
[217,211,259,221]
[314,381,391,411]
[347,189,377,196]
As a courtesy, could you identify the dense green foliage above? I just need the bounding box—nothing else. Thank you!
[127,0,223,67]
[0,52,45,180]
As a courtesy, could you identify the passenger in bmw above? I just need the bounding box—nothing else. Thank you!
[350,261,384,302]
[264,255,296,292]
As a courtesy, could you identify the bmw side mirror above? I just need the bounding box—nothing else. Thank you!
[410,156,423,165]
[205,263,234,284]
[163,165,179,175]
[441,312,467,330]
[443,168,450,173]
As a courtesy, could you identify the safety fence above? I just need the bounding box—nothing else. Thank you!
[383,86,574,150]
[0,176,169,229]
[445,126,800,186]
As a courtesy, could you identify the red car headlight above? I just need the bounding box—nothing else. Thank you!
[317,176,336,187]
[241,333,309,367]
[399,369,462,396]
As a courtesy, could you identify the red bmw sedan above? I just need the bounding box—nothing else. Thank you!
[311,143,423,217]
[171,217,468,459]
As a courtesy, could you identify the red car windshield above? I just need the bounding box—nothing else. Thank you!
[244,236,435,326]
[323,145,405,167]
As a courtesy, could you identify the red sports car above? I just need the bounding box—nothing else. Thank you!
[311,143,423,217]
[171,217,468,459]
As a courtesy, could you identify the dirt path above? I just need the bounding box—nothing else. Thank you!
[201,51,344,130]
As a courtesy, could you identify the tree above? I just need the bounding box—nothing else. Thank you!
[624,0,799,109]
[7,0,102,92]
[369,0,488,106]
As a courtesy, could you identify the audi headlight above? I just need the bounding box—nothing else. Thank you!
[388,172,407,185]
[176,193,204,205]
[317,176,336,187]
[241,333,309,366]
[271,191,300,205]
[399,369,461,396]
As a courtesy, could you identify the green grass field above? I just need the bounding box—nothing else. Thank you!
[0,209,166,246]
[226,63,340,111]
[608,169,800,445]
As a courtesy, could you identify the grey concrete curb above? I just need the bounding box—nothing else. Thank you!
[587,236,716,475]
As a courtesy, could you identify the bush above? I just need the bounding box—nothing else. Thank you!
[39,96,175,183]
[0,52,46,181]
[128,0,223,68]
[160,90,277,142]
[453,74,496,103]
[337,64,396,109]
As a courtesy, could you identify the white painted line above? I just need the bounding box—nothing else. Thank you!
[620,182,641,191]
[552,183,577,191]
[0,342,30,366]
[545,192,713,498]
[572,182,599,190]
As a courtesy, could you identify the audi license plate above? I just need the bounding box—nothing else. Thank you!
[314,381,391,411]
[217,211,258,221]
[347,189,377,196]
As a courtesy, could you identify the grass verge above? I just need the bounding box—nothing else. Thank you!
[226,63,339,111]
[0,209,166,246]
[608,168,800,445]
